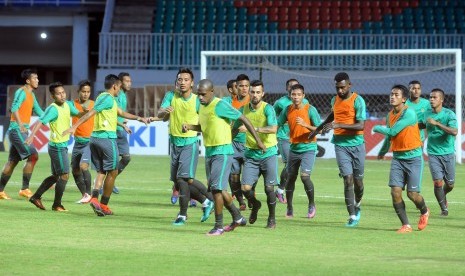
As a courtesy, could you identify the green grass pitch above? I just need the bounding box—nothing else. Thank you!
[0,152,464,275]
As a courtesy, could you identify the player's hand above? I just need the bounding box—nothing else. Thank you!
[165,106,175,114]
[296,117,307,128]
[238,125,247,133]
[322,122,334,133]
[377,155,386,160]
[181,123,189,133]
[24,135,34,146]
[258,141,267,153]
[19,125,27,133]
[123,124,132,134]
[426,117,438,126]
[62,127,76,136]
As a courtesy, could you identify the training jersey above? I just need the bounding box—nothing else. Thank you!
[161,90,200,147]
[9,87,44,131]
[374,107,422,159]
[116,90,128,132]
[40,101,79,148]
[92,92,118,139]
[331,92,366,147]
[424,107,457,156]
[273,95,309,140]
[278,103,321,153]
[231,94,250,144]
[199,97,242,157]
[406,97,430,141]
[71,99,95,143]
[240,102,278,159]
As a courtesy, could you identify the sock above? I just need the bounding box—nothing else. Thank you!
[73,172,86,194]
[434,182,447,210]
[22,173,32,190]
[33,175,57,198]
[177,179,190,216]
[202,198,210,208]
[117,155,131,175]
[278,167,288,190]
[286,172,297,211]
[243,189,256,205]
[53,177,67,207]
[100,195,110,205]
[230,178,245,205]
[91,189,99,199]
[0,173,11,192]
[82,170,92,194]
[344,184,355,216]
[354,180,364,205]
[413,196,428,215]
[225,202,241,222]
[214,212,223,229]
[393,201,409,225]
[265,186,276,220]
[301,175,314,206]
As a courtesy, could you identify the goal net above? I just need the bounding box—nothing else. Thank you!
[200,49,463,163]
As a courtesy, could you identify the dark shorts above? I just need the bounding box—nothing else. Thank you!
[428,154,455,184]
[170,141,199,181]
[71,140,91,170]
[206,154,233,191]
[7,129,38,162]
[90,137,119,173]
[241,155,279,186]
[116,129,130,156]
[277,138,290,165]
[48,145,69,176]
[389,156,423,192]
[335,144,365,179]
[287,150,316,176]
[231,140,245,175]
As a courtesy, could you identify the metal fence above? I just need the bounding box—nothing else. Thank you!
[98,33,465,69]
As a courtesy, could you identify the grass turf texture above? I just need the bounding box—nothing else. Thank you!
[0,152,464,275]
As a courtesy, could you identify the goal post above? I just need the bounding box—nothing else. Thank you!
[200,49,463,164]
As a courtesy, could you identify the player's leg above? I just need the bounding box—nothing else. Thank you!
[389,159,411,233]
[71,142,86,197]
[352,144,365,220]
[241,157,261,224]
[285,151,301,218]
[262,155,278,228]
[405,157,429,231]
[335,145,357,225]
[300,150,316,219]
[276,138,290,199]
[0,150,20,199]
[49,146,70,211]
[114,129,130,193]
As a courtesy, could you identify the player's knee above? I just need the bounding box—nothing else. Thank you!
[390,188,402,199]
[120,154,131,165]
[241,184,252,192]
[406,191,418,201]
[433,180,443,187]
[264,185,274,195]
[28,153,39,166]
[60,174,69,181]
[300,173,310,178]
[80,163,89,171]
